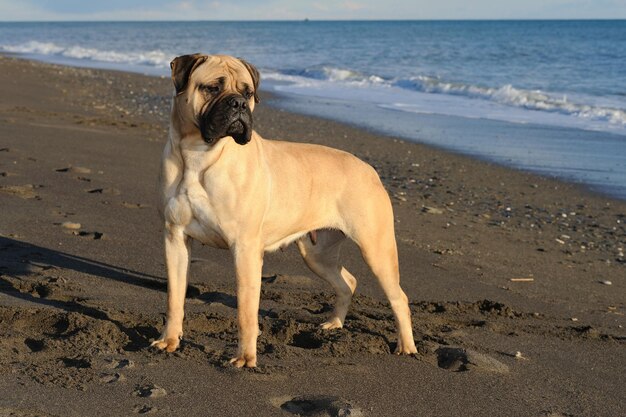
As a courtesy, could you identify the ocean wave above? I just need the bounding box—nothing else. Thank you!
[0,40,172,68]
[267,66,626,127]
[278,65,386,85]
[396,76,626,126]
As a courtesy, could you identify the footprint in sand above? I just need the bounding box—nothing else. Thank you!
[24,338,46,353]
[274,395,363,417]
[99,372,126,384]
[435,346,509,373]
[134,384,167,398]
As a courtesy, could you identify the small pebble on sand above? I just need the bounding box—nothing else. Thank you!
[61,221,81,230]
[71,166,92,174]
[422,206,444,215]
[599,280,612,285]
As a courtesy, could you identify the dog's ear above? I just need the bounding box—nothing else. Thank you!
[170,54,208,95]
[238,58,261,103]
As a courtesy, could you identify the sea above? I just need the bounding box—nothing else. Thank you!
[1,20,625,199]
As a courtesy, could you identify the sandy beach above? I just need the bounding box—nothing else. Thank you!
[0,55,624,416]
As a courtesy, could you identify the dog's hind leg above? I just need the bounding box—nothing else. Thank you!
[297,229,357,330]
[346,188,417,355]
[355,222,417,355]
[152,226,190,352]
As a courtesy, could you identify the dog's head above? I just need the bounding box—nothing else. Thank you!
[170,54,260,145]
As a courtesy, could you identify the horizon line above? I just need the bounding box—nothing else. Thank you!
[1,18,626,23]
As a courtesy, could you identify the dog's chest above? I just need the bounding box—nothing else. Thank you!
[165,157,230,249]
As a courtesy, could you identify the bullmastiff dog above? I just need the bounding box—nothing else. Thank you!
[152,54,417,367]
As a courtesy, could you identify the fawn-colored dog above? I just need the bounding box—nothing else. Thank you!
[152,54,417,367]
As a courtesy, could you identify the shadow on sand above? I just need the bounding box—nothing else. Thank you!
[0,236,238,350]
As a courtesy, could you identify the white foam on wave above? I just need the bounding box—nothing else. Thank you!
[321,67,386,85]
[400,75,626,126]
[274,66,386,86]
[265,67,626,134]
[0,40,172,69]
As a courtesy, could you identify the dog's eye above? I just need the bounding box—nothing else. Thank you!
[199,84,220,94]
[244,90,254,100]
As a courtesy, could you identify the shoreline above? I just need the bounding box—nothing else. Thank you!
[0,55,624,416]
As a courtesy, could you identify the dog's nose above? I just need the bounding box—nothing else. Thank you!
[228,96,247,110]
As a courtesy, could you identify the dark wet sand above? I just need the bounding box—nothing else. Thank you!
[0,55,624,417]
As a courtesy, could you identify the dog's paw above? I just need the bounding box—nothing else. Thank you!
[150,337,180,353]
[394,340,418,355]
[229,355,257,368]
[319,317,343,330]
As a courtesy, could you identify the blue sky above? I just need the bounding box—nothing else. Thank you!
[1,0,625,21]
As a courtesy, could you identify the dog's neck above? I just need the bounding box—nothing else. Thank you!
[169,124,260,172]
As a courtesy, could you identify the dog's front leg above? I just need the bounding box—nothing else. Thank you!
[152,225,190,352]
[229,242,263,368]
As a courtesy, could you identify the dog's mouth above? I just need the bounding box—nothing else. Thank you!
[227,119,250,145]
[199,95,253,146]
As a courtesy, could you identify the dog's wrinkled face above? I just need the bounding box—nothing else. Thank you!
[171,54,260,145]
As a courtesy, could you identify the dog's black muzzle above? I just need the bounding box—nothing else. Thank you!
[199,94,253,145]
